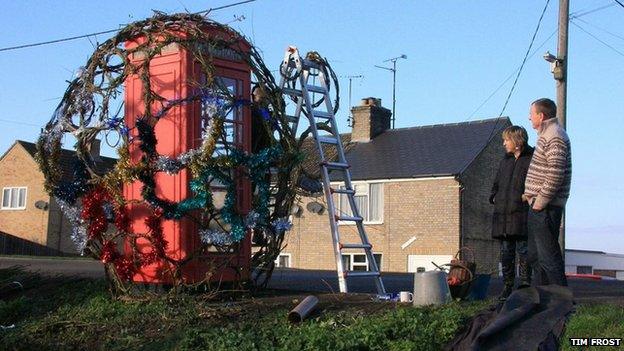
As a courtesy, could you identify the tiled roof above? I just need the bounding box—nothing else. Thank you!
[299,117,510,181]
[16,140,117,178]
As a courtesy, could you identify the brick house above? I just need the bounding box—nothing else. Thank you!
[280,98,511,274]
[0,140,115,254]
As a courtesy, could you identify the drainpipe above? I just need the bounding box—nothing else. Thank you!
[57,202,63,254]
[456,176,465,251]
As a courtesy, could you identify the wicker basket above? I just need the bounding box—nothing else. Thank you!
[446,247,477,300]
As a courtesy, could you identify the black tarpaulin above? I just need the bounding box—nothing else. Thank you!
[445,285,574,351]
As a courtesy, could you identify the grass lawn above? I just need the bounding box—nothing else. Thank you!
[0,266,622,351]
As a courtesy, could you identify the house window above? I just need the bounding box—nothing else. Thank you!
[274,253,291,268]
[341,253,382,271]
[1,187,27,210]
[337,182,383,223]
[577,266,593,274]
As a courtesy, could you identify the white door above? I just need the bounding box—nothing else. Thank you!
[407,255,454,273]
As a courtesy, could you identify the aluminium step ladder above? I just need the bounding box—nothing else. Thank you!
[278,46,386,294]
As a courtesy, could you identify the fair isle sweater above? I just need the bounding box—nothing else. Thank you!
[524,118,572,208]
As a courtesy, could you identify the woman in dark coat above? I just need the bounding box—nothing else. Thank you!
[490,125,534,300]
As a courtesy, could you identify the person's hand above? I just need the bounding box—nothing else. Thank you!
[530,198,544,212]
[521,194,528,202]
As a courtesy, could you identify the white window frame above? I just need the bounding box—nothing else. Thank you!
[334,181,383,225]
[274,253,291,268]
[341,253,382,271]
[1,187,27,210]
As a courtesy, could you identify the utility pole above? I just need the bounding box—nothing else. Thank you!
[545,0,569,257]
[374,54,407,129]
[557,0,568,130]
[557,0,569,260]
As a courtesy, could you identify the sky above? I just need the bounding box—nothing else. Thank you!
[0,1,622,253]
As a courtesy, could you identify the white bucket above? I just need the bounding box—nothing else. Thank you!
[413,270,451,306]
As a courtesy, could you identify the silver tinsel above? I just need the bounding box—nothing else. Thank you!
[152,94,228,175]
[155,156,184,175]
[199,229,234,246]
[154,149,202,175]
[71,226,88,254]
[56,197,88,253]
[42,123,64,150]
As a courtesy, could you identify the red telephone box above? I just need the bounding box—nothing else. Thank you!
[123,28,252,285]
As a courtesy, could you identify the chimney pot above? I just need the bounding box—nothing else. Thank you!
[350,97,391,142]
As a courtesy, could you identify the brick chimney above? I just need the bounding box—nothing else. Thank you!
[350,97,392,142]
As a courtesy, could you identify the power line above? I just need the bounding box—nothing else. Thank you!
[0,28,120,52]
[196,0,256,14]
[573,17,624,42]
[466,3,617,121]
[570,3,615,18]
[471,0,552,153]
[0,0,256,53]
[614,0,624,9]
[571,20,624,58]
[569,2,608,16]
[498,0,552,118]
[466,28,557,121]
[0,118,41,127]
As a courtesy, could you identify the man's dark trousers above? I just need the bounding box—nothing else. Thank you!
[527,206,568,286]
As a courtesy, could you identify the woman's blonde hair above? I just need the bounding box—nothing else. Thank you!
[502,125,528,149]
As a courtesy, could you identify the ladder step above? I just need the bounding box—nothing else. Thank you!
[282,88,302,96]
[330,188,355,195]
[288,58,321,70]
[322,161,349,169]
[336,215,363,222]
[317,136,339,145]
[306,85,326,94]
[340,243,372,249]
[345,271,380,278]
[312,110,332,119]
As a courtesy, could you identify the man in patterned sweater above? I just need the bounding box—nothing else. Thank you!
[523,98,571,286]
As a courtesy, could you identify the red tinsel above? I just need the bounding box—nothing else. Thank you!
[145,212,168,257]
[115,257,135,281]
[114,205,130,232]
[100,241,118,263]
[140,251,159,266]
[81,187,110,239]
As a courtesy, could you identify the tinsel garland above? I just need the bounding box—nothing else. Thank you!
[81,187,110,239]
[34,12,317,293]
[55,197,88,252]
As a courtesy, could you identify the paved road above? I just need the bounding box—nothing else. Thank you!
[2,256,623,302]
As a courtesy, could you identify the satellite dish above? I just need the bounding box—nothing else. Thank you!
[306,201,325,215]
[297,174,323,194]
[34,200,49,210]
